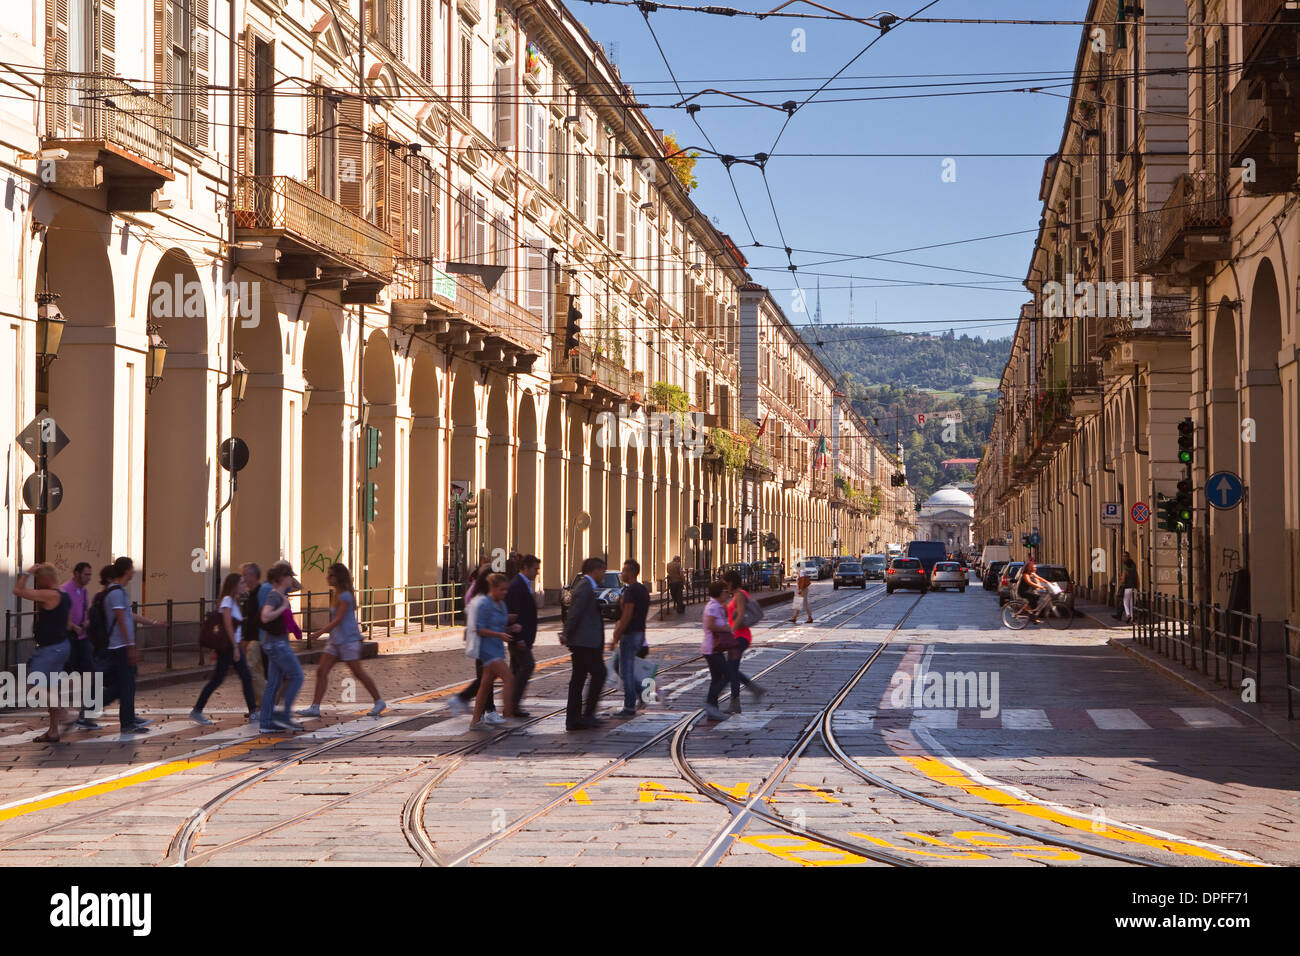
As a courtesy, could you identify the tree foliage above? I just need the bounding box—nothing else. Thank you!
[663,132,700,191]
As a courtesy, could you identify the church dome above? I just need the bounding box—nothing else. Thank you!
[924,484,974,510]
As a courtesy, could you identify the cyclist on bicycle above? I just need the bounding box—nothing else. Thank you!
[1018,557,1054,622]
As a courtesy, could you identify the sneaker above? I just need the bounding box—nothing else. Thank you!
[726,700,743,715]
[74,718,101,730]
[367,700,387,716]
[470,720,493,731]
[483,711,506,725]
[131,717,153,727]
[258,724,278,734]
[272,717,304,732]
[120,724,150,735]
[248,710,260,724]
[614,709,637,718]
[297,705,321,718]
[749,683,766,700]
[703,705,728,722]
[189,711,214,726]
[447,696,468,716]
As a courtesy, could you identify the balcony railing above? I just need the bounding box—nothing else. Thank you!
[1098,294,1191,340]
[43,72,173,174]
[452,273,547,356]
[1243,0,1300,65]
[233,175,393,281]
[1136,174,1230,273]
[551,344,633,399]
[1228,71,1300,193]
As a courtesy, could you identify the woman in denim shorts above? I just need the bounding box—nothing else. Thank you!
[299,563,386,718]
[13,564,73,742]
[468,573,522,730]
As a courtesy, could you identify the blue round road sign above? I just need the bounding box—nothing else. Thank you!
[1207,471,1243,510]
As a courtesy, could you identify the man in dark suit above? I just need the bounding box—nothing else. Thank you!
[562,556,607,731]
[506,554,541,717]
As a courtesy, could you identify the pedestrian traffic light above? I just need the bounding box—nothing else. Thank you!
[464,497,478,531]
[363,481,378,521]
[365,425,382,470]
[564,300,581,353]
[1177,417,1193,466]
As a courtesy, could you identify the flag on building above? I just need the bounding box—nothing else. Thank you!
[814,435,827,469]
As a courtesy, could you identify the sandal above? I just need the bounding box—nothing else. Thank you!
[33,732,61,743]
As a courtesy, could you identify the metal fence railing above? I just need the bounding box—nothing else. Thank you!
[1285,623,1300,720]
[1133,590,1263,702]
[2,582,463,676]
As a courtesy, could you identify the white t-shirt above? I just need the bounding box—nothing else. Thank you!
[220,595,244,644]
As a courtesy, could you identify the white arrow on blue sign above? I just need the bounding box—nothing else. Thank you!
[1206,471,1243,510]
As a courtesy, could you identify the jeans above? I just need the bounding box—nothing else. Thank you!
[102,646,138,729]
[457,659,496,712]
[704,653,728,708]
[509,641,535,709]
[669,582,685,612]
[1122,587,1136,620]
[566,645,605,726]
[195,648,257,713]
[726,638,755,699]
[260,640,304,727]
[618,632,645,711]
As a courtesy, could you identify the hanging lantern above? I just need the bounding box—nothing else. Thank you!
[231,353,249,405]
[145,324,168,392]
[35,292,65,371]
[303,381,315,412]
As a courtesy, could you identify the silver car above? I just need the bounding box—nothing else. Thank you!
[930,561,967,593]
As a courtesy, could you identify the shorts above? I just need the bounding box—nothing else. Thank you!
[28,639,71,679]
[477,636,506,665]
[325,638,363,662]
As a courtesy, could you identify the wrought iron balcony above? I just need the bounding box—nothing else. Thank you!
[1136,174,1230,273]
[1098,294,1191,342]
[394,269,544,371]
[1229,72,1300,195]
[42,72,174,210]
[232,175,393,290]
[1242,0,1300,67]
[551,343,633,404]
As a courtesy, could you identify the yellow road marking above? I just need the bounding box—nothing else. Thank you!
[791,783,842,803]
[899,755,1261,866]
[737,834,868,866]
[547,782,593,805]
[638,781,699,803]
[0,737,284,824]
[712,780,752,800]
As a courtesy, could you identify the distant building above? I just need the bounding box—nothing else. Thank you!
[941,458,980,472]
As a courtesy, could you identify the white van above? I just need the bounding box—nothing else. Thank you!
[979,544,1011,573]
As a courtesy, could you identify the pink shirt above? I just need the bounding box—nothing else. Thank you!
[61,580,88,637]
[702,598,728,655]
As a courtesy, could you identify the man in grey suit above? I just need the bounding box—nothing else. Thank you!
[562,556,607,731]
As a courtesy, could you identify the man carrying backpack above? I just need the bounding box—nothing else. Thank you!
[97,557,159,734]
[239,562,267,709]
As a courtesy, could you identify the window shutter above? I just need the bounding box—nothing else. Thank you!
[191,0,209,147]
[474,196,488,263]
[1078,157,1096,235]
[306,82,319,189]
[419,0,433,81]
[495,63,514,146]
[595,168,607,238]
[235,27,254,176]
[389,0,402,54]
[46,0,69,131]
[95,0,116,76]
[526,240,547,315]
[386,136,405,239]
[430,168,441,258]
[1109,226,1126,282]
[551,124,567,205]
[154,0,175,122]
[407,161,423,269]
[614,191,626,254]
[576,151,587,221]
[457,190,470,260]
[459,29,472,118]
[337,94,365,214]
[364,0,375,37]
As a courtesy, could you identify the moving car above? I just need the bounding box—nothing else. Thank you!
[862,554,888,580]
[560,571,626,623]
[996,562,1026,606]
[906,540,948,575]
[885,557,928,594]
[812,556,833,579]
[1006,563,1076,615]
[982,560,1006,591]
[796,558,822,581]
[833,560,867,589]
[930,561,967,592]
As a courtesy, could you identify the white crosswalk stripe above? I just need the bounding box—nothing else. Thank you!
[1173,707,1242,728]
[1000,708,1052,730]
[1087,708,1152,730]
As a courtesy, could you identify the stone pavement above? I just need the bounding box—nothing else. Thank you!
[2,576,1297,867]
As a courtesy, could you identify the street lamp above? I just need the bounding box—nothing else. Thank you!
[230,352,249,405]
[145,324,168,392]
[35,292,65,371]
[303,380,315,412]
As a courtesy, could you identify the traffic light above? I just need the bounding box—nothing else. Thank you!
[363,481,378,522]
[1156,494,1185,533]
[1176,417,1194,466]
[564,300,582,352]
[464,496,478,531]
[1174,478,1193,525]
[365,425,382,470]
[890,473,905,486]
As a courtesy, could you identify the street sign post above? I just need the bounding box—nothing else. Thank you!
[22,471,62,514]
[218,437,250,473]
[1131,502,1150,524]
[17,416,70,462]
[1101,502,1121,526]
[1206,470,1243,510]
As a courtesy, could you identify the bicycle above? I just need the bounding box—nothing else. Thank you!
[1001,593,1073,630]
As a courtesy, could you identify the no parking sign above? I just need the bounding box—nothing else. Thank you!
[1131,502,1150,524]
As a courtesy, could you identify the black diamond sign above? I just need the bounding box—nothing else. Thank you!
[17,415,70,463]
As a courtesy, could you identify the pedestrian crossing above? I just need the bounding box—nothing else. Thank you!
[835,705,1244,732]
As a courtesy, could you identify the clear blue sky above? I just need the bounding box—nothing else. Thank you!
[569,0,1091,351]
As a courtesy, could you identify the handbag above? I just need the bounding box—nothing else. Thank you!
[711,629,738,653]
[199,610,233,654]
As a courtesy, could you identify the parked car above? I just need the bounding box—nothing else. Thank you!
[833,561,867,589]
[720,562,753,588]
[796,558,822,581]
[982,561,1007,591]
[885,557,929,594]
[1006,563,1076,615]
[750,561,781,587]
[996,562,1026,606]
[560,571,626,623]
[862,554,888,580]
[812,556,832,579]
[930,561,967,592]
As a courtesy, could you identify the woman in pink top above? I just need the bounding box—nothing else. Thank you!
[722,570,765,714]
[701,581,734,722]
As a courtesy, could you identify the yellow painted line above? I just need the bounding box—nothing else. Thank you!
[899,754,1262,866]
[0,736,285,824]
[547,782,593,805]
[638,781,699,803]
[737,834,869,866]
[791,783,842,804]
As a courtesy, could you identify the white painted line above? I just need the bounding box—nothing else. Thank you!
[1172,707,1242,729]
[702,714,774,732]
[408,719,473,738]
[1087,708,1151,730]
[608,712,689,734]
[77,720,198,744]
[911,709,957,729]
[1001,708,1052,730]
[831,709,875,730]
